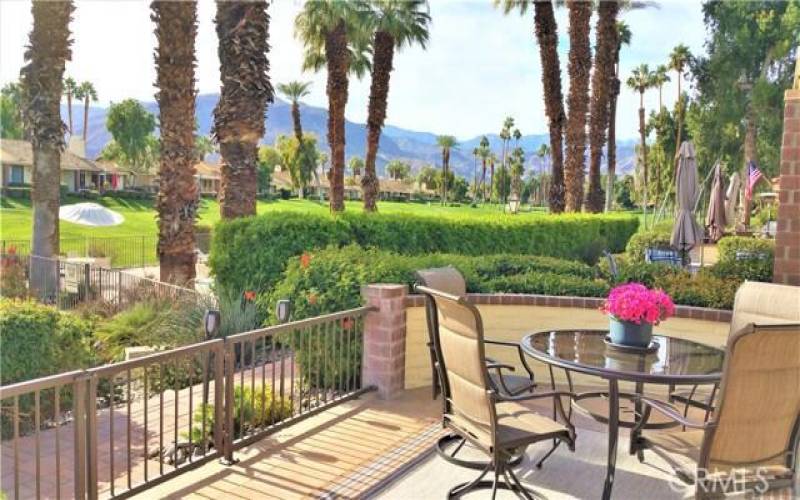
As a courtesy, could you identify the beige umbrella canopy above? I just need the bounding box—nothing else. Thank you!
[671,142,704,253]
[59,202,124,227]
[705,162,727,243]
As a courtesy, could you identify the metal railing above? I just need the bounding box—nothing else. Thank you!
[0,306,373,500]
[3,254,200,313]
[1,232,213,270]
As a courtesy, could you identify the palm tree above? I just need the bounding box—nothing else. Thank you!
[471,146,480,202]
[563,0,592,212]
[436,134,457,205]
[295,0,369,213]
[510,146,525,204]
[277,81,311,145]
[349,155,364,179]
[497,0,566,213]
[213,1,273,219]
[536,143,550,201]
[669,44,691,149]
[63,76,77,134]
[478,135,490,201]
[74,80,97,143]
[605,20,631,212]
[362,0,430,212]
[585,0,619,213]
[20,0,73,298]
[653,64,670,111]
[152,0,199,285]
[627,63,656,228]
[488,151,497,203]
[498,116,514,206]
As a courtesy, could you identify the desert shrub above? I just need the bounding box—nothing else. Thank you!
[625,229,673,263]
[0,251,28,299]
[210,211,639,294]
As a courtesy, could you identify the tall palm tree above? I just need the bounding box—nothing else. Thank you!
[436,134,457,205]
[74,80,96,143]
[471,146,480,202]
[362,0,430,212]
[349,155,363,179]
[20,0,73,298]
[585,0,619,213]
[498,116,514,206]
[669,44,691,149]
[498,0,566,213]
[478,135,490,201]
[152,0,199,285]
[277,81,311,145]
[605,20,631,212]
[488,151,498,203]
[295,0,369,213]
[536,143,551,206]
[563,0,592,212]
[627,63,656,228]
[63,76,77,134]
[653,64,670,111]
[214,1,273,219]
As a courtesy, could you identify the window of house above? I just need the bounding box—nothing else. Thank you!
[9,165,24,185]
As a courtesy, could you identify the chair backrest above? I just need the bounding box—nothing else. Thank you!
[414,267,467,400]
[702,322,800,472]
[416,285,496,444]
[729,281,800,335]
[645,247,682,267]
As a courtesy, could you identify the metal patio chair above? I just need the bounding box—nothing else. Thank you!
[669,281,800,420]
[632,322,800,499]
[415,267,537,470]
[417,285,575,498]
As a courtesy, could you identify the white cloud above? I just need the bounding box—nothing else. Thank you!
[0,0,707,141]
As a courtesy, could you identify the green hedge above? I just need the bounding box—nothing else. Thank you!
[263,245,607,322]
[210,211,638,294]
[625,229,673,263]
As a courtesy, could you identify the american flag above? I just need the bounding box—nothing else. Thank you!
[745,160,763,199]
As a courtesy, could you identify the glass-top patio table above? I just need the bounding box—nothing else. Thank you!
[521,329,725,500]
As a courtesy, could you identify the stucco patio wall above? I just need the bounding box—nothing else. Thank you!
[402,294,731,392]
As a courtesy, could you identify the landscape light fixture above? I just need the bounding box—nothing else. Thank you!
[276,299,291,324]
[203,309,220,340]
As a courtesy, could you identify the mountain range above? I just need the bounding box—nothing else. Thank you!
[63,93,637,179]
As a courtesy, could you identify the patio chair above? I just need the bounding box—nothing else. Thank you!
[669,281,800,420]
[416,285,575,498]
[645,246,683,267]
[632,322,800,499]
[414,266,535,401]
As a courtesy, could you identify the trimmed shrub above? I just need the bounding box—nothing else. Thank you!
[0,299,94,384]
[717,236,774,262]
[654,272,739,310]
[210,211,639,294]
[625,229,673,263]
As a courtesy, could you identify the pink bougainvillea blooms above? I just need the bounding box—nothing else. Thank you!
[601,283,675,325]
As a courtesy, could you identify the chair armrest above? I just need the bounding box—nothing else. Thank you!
[486,362,515,372]
[483,338,536,381]
[496,390,574,403]
[638,396,710,430]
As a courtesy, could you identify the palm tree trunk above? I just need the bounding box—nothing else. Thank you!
[605,81,619,212]
[674,71,683,150]
[326,21,349,213]
[363,31,393,213]
[82,94,89,142]
[214,1,272,220]
[66,90,73,134]
[586,0,618,213]
[152,0,198,286]
[291,101,303,142]
[564,0,592,212]
[22,0,73,299]
[534,0,566,214]
[480,159,487,201]
[638,98,648,228]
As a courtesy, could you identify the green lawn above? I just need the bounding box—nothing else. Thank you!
[0,195,552,242]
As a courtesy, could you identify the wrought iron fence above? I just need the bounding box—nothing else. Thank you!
[2,254,200,313]
[1,232,213,270]
[0,306,373,499]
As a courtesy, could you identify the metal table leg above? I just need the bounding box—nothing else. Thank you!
[602,378,620,500]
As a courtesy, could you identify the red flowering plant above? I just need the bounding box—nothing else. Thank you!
[601,283,675,325]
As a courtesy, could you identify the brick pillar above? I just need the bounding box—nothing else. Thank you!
[361,284,407,399]
[774,81,800,285]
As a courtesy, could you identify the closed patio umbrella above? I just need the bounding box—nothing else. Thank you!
[671,141,703,254]
[59,202,124,226]
[705,162,727,243]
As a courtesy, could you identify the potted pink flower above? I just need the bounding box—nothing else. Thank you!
[601,283,675,347]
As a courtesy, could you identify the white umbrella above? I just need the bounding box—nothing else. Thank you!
[59,203,124,227]
[671,141,703,253]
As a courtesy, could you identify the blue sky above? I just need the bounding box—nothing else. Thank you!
[0,0,706,141]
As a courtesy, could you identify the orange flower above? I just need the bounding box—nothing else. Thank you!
[243,290,256,301]
[7,245,16,255]
[307,293,317,305]
[300,252,311,269]
[341,317,353,330]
